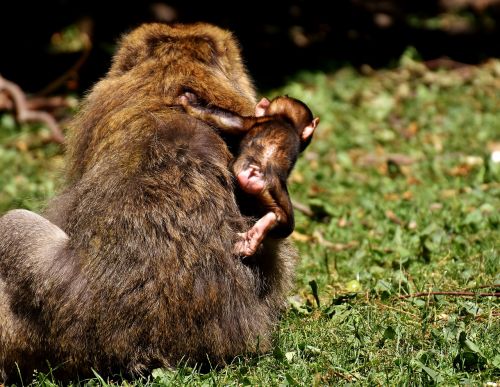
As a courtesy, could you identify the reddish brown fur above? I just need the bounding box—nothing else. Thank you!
[0,23,296,382]
[231,97,315,238]
[179,94,317,238]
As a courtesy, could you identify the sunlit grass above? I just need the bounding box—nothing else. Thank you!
[1,53,499,385]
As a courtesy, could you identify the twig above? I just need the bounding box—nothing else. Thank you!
[37,18,93,96]
[292,199,314,217]
[0,93,70,111]
[399,291,500,299]
[25,96,72,111]
[312,230,359,251]
[467,284,500,290]
[0,75,64,143]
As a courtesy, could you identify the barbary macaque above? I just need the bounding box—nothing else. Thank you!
[179,92,319,255]
[0,22,297,383]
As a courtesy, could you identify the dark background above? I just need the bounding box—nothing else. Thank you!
[1,0,499,95]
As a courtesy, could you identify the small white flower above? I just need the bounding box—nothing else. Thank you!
[491,150,500,163]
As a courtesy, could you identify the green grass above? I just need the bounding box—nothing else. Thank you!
[0,116,63,213]
[1,52,499,385]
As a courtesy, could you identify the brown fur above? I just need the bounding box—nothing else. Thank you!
[0,22,296,382]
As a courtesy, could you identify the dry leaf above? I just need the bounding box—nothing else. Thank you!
[291,231,312,242]
[385,210,404,225]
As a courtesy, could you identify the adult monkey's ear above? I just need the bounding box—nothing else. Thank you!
[255,97,270,117]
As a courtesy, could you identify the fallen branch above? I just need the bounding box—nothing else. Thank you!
[399,291,500,299]
[0,93,70,112]
[468,284,500,290]
[0,75,64,144]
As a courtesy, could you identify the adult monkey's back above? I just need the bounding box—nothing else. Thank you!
[0,23,296,382]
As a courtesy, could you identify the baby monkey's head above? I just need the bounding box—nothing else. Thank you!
[233,96,319,195]
[256,96,319,152]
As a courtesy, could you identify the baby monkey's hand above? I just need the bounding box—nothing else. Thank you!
[178,91,198,106]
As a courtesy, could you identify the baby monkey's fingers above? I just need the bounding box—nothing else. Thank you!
[177,91,198,106]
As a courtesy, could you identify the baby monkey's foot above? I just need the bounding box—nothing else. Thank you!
[234,212,277,257]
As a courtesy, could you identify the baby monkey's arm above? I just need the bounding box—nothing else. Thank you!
[178,91,271,135]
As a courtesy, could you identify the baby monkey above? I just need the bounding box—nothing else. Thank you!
[179,92,319,256]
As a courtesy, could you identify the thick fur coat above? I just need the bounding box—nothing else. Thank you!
[0,23,296,382]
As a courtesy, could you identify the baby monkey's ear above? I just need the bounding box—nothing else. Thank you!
[255,97,271,117]
[301,117,319,143]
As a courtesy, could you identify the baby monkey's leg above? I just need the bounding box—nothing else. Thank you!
[264,182,295,238]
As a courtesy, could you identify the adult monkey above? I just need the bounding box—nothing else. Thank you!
[0,23,296,382]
